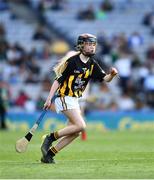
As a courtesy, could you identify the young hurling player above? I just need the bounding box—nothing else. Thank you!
[41,33,118,163]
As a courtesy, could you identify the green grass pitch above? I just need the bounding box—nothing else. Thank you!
[0,130,154,179]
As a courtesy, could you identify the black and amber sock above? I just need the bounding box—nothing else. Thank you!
[47,146,58,157]
[49,131,59,141]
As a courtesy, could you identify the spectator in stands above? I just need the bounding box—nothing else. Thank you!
[51,0,65,11]
[143,66,154,108]
[0,23,8,61]
[2,63,19,84]
[96,0,114,19]
[108,101,118,111]
[33,25,50,42]
[6,45,23,66]
[0,79,9,129]
[142,9,154,36]
[142,10,154,27]
[100,0,114,12]
[41,75,52,92]
[17,63,27,82]
[114,51,132,92]
[135,96,149,111]
[36,96,45,110]
[14,43,25,54]
[0,23,5,39]
[0,40,8,61]
[116,91,135,111]
[136,62,149,90]
[146,44,154,63]
[77,5,96,21]
[112,33,130,54]
[97,31,111,55]
[25,72,39,84]
[29,47,39,59]
[128,31,143,50]
[35,0,46,24]
[24,97,36,112]
[25,55,40,75]
[15,90,29,107]
[91,83,114,110]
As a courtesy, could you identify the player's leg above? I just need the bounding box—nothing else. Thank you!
[42,121,80,163]
[41,133,80,163]
[41,108,86,155]
[41,118,80,157]
[54,132,79,151]
[41,109,85,157]
[49,120,80,152]
[57,108,86,137]
[41,109,86,163]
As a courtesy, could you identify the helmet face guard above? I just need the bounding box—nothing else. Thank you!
[76,34,97,57]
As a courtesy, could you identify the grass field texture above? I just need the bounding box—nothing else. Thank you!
[0,130,154,179]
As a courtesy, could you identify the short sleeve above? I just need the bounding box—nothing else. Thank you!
[55,59,74,84]
[91,60,106,82]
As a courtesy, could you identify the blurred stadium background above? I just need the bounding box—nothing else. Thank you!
[0,0,154,179]
[0,0,154,130]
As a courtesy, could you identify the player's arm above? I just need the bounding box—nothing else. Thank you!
[91,60,118,82]
[103,67,118,82]
[44,80,60,110]
[44,59,74,110]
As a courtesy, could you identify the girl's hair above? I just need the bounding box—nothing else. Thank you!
[54,51,80,78]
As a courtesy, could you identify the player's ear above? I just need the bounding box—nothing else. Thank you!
[75,44,83,51]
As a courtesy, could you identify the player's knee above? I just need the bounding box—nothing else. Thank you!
[77,123,86,132]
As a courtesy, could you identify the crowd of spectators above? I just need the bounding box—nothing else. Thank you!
[0,0,154,113]
[76,0,115,21]
[85,25,154,112]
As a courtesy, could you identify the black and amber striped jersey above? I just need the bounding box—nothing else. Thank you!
[55,54,106,97]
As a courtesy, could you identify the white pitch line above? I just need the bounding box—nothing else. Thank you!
[0,157,151,164]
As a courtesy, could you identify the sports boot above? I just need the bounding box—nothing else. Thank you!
[41,135,53,156]
[41,154,56,164]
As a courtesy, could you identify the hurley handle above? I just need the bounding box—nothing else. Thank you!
[36,110,47,125]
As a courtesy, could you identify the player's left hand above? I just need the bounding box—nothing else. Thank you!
[110,67,118,77]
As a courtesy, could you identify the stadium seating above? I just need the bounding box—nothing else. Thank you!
[1,0,154,111]
[44,0,154,54]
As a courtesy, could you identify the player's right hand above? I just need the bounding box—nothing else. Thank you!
[43,99,51,110]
